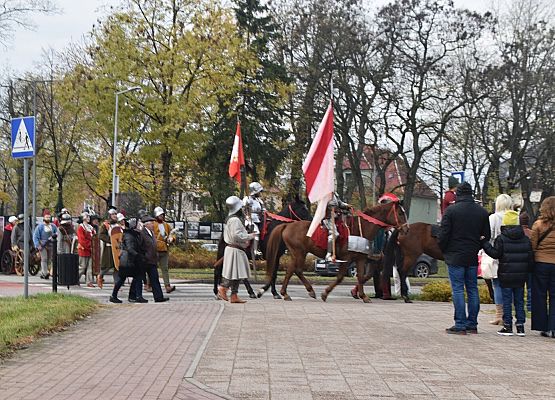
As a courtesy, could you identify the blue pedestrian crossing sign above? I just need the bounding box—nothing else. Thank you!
[11,116,35,158]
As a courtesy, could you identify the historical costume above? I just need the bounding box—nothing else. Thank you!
[97,208,118,288]
[33,212,58,279]
[153,206,176,293]
[77,212,95,287]
[243,182,265,257]
[441,175,459,215]
[57,213,77,254]
[218,196,255,303]
[140,215,169,302]
[1,216,17,261]
[323,193,351,262]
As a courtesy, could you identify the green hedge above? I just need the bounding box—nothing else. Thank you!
[420,280,493,304]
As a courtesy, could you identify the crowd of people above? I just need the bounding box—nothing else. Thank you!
[3,206,178,303]
[440,181,555,338]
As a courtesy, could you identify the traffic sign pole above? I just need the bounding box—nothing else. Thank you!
[23,158,29,298]
[11,116,36,299]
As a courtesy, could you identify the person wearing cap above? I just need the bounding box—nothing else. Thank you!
[441,175,459,215]
[153,206,176,293]
[33,212,59,279]
[218,196,256,303]
[482,210,533,336]
[97,208,119,288]
[139,214,169,302]
[11,214,32,252]
[58,213,77,254]
[439,182,490,335]
[77,212,95,287]
[1,216,18,262]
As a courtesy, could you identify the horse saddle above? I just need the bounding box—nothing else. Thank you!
[430,225,441,238]
[312,222,349,250]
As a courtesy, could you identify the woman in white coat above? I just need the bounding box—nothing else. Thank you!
[481,194,513,324]
[218,196,256,303]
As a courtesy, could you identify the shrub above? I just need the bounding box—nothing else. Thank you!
[420,280,494,304]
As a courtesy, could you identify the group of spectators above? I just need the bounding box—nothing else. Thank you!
[440,181,555,338]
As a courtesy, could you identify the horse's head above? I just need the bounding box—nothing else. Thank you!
[365,200,407,228]
[288,194,311,220]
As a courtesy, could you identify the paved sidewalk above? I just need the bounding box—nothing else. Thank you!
[0,302,225,400]
[194,299,555,400]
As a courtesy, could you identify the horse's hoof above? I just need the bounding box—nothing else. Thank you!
[403,296,413,303]
[321,292,328,302]
[272,293,282,299]
[249,293,257,299]
[362,296,372,303]
[256,289,265,298]
[308,290,316,299]
[350,288,359,299]
[283,294,292,301]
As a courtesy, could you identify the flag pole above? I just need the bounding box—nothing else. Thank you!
[238,115,247,198]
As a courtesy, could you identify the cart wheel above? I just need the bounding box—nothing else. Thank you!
[29,262,40,276]
[14,252,24,276]
[1,251,13,275]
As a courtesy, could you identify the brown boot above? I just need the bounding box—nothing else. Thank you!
[230,293,246,303]
[490,304,503,325]
[97,275,103,289]
[218,286,229,301]
[165,284,176,293]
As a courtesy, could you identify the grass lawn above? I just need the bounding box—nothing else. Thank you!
[0,293,98,359]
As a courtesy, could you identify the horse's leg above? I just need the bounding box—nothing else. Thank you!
[280,257,300,301]
[399,260,413,303]
[294,270,316,299]
[243,279,256,299]
[321,262,348,302]
[213,257,223,297]
[270,254,282,299]
[356,261,372,303]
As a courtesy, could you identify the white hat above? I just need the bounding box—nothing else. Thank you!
[108,208,117,215]
[8,216,17,224]
[226,196,243,216]
[116,213,126,222]
[154,206,165,217]
[60,213,72,224]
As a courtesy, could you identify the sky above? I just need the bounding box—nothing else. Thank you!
[0,0,496,75]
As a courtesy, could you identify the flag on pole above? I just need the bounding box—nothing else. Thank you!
[228,121,245,184]
[302,101,334,236]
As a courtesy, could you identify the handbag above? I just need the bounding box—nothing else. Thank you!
[480,252,497,280]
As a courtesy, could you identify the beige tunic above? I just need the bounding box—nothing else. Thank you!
[222,216,252,280]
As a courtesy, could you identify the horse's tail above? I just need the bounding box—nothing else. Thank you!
[383,229,400,279]
[265,223,287,279]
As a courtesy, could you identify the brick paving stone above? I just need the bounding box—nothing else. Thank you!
[0,302,225,400]
[193,299,555,400]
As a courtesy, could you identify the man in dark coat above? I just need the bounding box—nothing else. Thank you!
[439,182,490,334]
[140,215,169,303]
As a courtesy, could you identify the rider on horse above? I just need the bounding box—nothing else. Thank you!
[243,182,265,256]
[323,193,351,262]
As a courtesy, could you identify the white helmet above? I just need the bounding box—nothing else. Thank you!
[116,213,126,222]
[249,182,263,196]
[8,216,17,224]
[226,196,243,216]
[154,206,165,217]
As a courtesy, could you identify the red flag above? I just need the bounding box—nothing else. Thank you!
[228,121,245,184]
[302,101,334,203]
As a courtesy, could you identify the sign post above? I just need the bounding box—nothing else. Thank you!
[11,116,36,299]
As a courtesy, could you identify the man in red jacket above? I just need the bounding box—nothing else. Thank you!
[441,176,459,215]
[77,212,95,287]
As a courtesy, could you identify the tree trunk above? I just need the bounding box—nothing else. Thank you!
[160,149,173,209]
[56,176,64,213]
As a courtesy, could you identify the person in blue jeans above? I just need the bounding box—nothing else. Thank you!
[482,210,533,336]
[439,182,490,334]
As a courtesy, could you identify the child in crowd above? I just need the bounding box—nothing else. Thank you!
[482,210,534,336]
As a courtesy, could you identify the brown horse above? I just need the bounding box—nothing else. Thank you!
[260,201,407,302]
[383,222,444,301]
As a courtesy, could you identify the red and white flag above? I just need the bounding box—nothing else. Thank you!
[228,121,245,184]
[302,101,334,236]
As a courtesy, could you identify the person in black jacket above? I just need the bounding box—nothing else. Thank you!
[483,210,534,336]
[110,218,147,304]
[439,182,490,334]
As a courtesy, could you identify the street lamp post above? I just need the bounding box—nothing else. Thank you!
[112,86,141,207]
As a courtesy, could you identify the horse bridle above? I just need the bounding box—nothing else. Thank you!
[288,204,304,221]
[356,201,407,230]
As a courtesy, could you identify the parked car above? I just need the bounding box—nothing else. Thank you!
[200,243,218,252]
[313,254,438,278]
